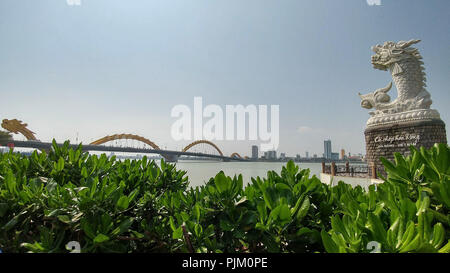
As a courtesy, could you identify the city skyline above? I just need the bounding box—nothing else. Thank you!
[1,0,449,157]
[254,138,362,161]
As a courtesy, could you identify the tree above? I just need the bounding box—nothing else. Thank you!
[0,130,12,145]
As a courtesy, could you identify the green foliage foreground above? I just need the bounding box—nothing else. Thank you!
[0,141,449,253]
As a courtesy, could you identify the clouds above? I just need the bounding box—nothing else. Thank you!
[296,126,326,135]
[297,126,314,134]
[366,0,381,6]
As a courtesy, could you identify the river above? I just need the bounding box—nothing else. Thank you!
[173,161,326,187]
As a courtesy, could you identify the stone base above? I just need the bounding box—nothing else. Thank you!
[366,109,441,127]
[365,119,447,177]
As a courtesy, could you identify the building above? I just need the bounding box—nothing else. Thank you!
[264,150,277,160]
[331,152,339,161]
[280,153,286,160]
[251,145,258,160]
[296,154,301,161]
[269,150,277,160]
[324,139,332,159]
[313,154,318,158]
[340,149,346,160]
[305,151,309,158]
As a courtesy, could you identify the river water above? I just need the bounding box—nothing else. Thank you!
[174,161,325,187]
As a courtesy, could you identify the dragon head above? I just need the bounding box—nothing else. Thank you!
[2,119,23,134]
[1,119,36,140]
[371,39,421,72]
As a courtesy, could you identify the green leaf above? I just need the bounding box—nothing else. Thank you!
[193,203,201,223]
[321,230,339,253]
[296,196,310,222]
[81,166,88,178]
[430,223,445,249]
[262,189,275,210]
[297,227,313,236]
[2,215,19,231]
[399,234,420,253]
[93,234,110,244]
[116,196,129,210]
[367,213,387,244]
[111,218,133,236]
[21,242,45,253]
[194,224,203,237]
[169,216,177,232]
[57,215,71,224]
[214,172,229,193]
[57,157,65,172]
[173,226,183,239]
[438,240,450,253]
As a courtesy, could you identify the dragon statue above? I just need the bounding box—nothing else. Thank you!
[1,119,37,140]
[359,39,441,127]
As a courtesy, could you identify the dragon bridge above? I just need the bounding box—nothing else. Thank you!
[90,134,161,150]
[182,140,224,156]
[230,152,242,159]
[1,120,247,161]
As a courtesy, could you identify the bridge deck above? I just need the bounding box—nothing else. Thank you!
[5,140,247,161]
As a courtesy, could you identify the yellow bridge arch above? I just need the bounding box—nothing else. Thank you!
[1,118,247,161]
[90,134,161,150]
[230,152,242,159]
[182,140,224,156]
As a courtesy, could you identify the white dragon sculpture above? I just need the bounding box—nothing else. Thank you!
[359,39,441,126]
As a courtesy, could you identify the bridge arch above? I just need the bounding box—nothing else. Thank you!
[182,140,224,156]
[90,134,161,150]
[230,152,242,159]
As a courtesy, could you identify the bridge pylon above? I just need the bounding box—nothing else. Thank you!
[163,154,178,163]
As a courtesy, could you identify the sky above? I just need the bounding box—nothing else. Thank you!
[0,0,449,157]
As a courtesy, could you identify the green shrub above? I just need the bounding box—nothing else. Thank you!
[0,141,448,253]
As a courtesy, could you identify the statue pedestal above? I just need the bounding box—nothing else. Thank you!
[364,117,447,177]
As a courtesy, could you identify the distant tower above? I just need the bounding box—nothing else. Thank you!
[340,149,346,160]
[324,140,332,159]
[251,145,259,159]
[305,151,309,158]
[267,150,277,160]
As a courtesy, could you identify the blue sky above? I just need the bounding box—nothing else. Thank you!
[0,0,449,157]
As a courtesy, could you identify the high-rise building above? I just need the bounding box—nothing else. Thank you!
[265,150,277,160]
[340,149,346,160]
[324,139,332,159]
[280,153,286,160]
[331,152,339,161]
[251,145,258,159]
[305,151,309,158]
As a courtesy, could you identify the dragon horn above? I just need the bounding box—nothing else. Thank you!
[398,39,421,49]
